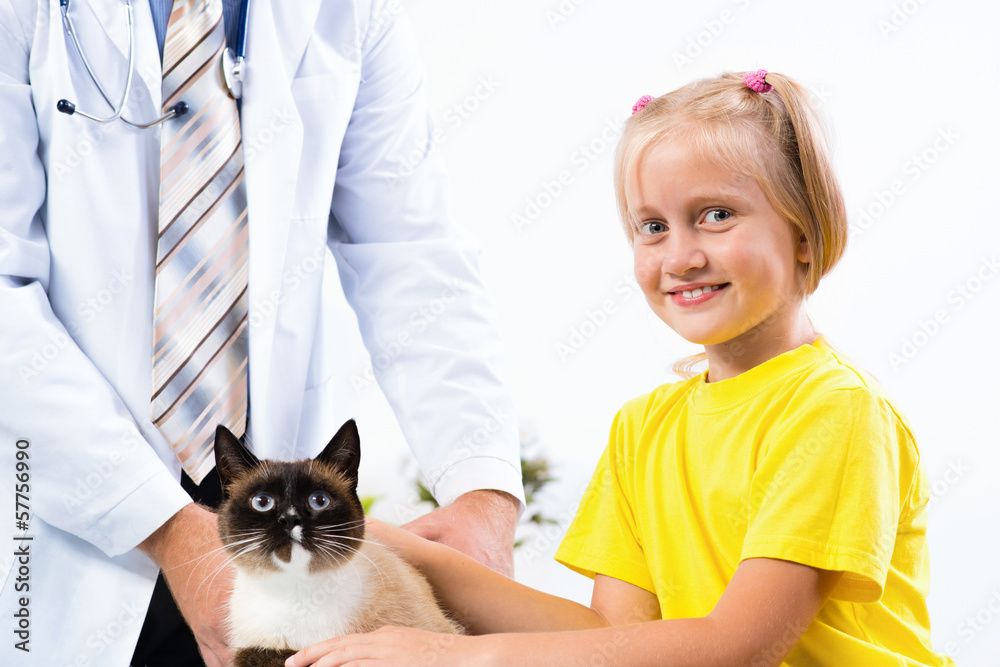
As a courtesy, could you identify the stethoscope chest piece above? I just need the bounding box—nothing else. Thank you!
[222,47,244,100]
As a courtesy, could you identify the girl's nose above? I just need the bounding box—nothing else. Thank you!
[659,228,707,276]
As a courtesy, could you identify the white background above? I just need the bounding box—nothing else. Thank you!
[342,1,1000,664]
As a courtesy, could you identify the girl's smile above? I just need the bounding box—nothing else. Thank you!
[668,282,730,306]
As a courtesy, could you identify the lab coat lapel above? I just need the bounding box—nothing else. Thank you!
[76,0,160,111]
[239,0,320,457]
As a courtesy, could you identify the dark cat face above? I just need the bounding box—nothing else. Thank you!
[214,420,366,574]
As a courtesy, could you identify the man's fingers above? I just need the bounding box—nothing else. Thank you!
[400,514,442,541]
[196,640,227,667]
[398,502,516,576]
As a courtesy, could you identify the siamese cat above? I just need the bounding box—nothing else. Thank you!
[214,420,464,667]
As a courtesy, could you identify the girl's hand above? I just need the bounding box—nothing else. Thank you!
[364,517,431,564]
[284,626,484,667]
[363,516,411,547]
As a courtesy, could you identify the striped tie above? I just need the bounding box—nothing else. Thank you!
[151,0,249,484]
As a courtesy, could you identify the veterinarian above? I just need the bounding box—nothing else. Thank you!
[0,1,525,665]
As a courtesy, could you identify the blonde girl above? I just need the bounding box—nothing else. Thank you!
[285,70,954,667]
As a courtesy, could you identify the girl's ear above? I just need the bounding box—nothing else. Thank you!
[796,233,812,264]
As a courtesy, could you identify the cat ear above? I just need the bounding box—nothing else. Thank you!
[318,419,361,491]
[214,425,260,490]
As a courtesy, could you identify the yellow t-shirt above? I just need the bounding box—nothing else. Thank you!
[555,337,954,666]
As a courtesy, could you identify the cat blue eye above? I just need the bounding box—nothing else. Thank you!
[251,492,275,512]
[308,491,331,511]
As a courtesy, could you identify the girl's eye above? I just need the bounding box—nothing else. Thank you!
[704,210,731,224]
[308,491,331,511]
[639,221,667,235]
[251,492,275,512]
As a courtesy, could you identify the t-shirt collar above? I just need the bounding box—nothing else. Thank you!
[690,336,829,411]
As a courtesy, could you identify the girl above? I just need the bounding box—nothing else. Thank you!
[285,70,954,666]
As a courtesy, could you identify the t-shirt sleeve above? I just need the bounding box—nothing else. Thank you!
[740,387,919,604]
[555,405,656,594]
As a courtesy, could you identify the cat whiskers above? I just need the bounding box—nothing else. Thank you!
[340,542,389,592]
[313,519,367,534]
[317,528,389,549]
[310,537,389,592]
[308,539,350,568]
[152,531,268,605]
[314,532,388,551]
[193,532,270,601]
[158,533,262,575]
[312,539,373,593]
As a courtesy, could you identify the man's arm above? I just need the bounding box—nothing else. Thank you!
[325,0,524,573]
[138,504,233,667]
[402,490,519,577]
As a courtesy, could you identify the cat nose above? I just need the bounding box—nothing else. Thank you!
[279,510,301,530]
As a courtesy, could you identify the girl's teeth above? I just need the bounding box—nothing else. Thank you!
[680,285,721,298]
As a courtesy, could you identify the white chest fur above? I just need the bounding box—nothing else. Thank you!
[227,544,372,650]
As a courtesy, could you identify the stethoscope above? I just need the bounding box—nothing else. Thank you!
[56,0,250,128]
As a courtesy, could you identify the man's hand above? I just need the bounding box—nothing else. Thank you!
[401,490,519,577]
[138,503,233,667]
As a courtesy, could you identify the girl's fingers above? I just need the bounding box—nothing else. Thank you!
[286,627,471,667]
[286,637,351,666]
[286,627,411,667]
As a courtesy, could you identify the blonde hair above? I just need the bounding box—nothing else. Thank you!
[614,71,847,378]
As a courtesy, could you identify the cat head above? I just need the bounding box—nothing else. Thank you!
[214,419,366,575]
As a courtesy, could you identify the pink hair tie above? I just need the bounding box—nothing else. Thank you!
[632,94,654,115]
[743,69,772,93]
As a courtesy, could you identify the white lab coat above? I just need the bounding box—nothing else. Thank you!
[0,0,523,664]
